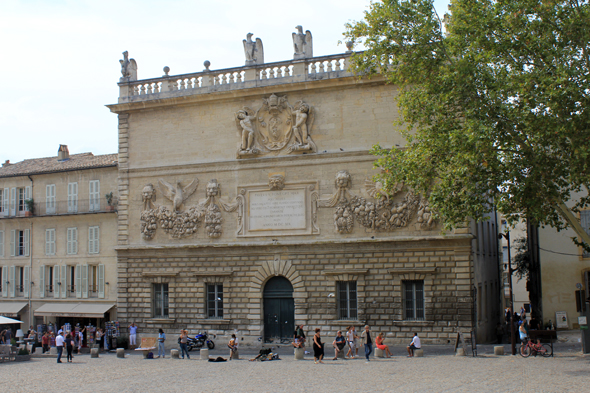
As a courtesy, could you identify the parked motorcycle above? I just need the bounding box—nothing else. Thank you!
[186,332,216,351]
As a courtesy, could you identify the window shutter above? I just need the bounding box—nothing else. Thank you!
[2,188,8,215]
[53,265,60,299]
[9,266,15,297]
[39,266,45,298]
[67,228,72,254]
[0,231,3,257]
[46,185,56,214]
[23,266,30,297]
[45,229,50,255]
[98,264,105,299]
[10,230,15,257]
[24,229,30,257]
[10,187,16,216]
[73,228,78,254]
[88,227,94,254]
[89,181,100,211]
[61,265,67,298]
[75,265,81,298]
[82,264,88,299]
[1,266,8,297]
[68,182,78,213]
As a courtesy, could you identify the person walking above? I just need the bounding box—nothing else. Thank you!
[312,328,324,364]
[345,326,358,358]
[55,330,65,363]
[361,325,372,362]
[27,327,37,354]
[128,322,138,349]
[228,334,238,360]
[96,328,104,350]
[157,328,166,358]
[77,326,85,354]
[407,332,421,357]
[65,333,75,363]
[179,330,190,359]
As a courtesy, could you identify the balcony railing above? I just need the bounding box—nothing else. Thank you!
[30,199,116,217]
[118,53,354,104]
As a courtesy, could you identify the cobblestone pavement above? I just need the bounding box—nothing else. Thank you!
[2,342,588,392]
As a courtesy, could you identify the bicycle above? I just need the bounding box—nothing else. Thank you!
[519,338,553,358]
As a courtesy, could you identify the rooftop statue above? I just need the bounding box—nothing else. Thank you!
[243,33,264,65]
[292,25,312,59]
[119,51,137,81]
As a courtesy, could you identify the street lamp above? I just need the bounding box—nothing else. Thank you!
[499,231,516,355]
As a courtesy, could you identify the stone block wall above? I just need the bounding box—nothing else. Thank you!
[117,238,474,346]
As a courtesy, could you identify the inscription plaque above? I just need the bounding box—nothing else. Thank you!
[249,189,306,231]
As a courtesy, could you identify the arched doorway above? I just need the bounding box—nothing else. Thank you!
[263,276,294,343]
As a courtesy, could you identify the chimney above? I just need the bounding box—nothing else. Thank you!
[58,144,70,161]
[2,160,10,167]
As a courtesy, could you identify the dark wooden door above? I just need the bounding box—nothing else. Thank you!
[263,276,294,343]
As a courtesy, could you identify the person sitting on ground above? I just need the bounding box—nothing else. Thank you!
[375,332,392,358]
[407,332,421,357]
[332,330,346,360]
[228,334,239,359]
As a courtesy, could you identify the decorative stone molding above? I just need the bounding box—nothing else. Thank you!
[323,269,369,276]
[268,173,285,191]
[141,271,179,278]
[319,171,438,234]
[250,258,304,293]
[192,272,234,278]
[234,94,316,158]
[388,268,437,276]
[140,178,243,240]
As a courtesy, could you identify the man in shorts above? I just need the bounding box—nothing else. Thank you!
[407,332,421,357]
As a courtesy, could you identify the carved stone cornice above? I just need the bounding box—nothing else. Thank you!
[141,271,179,277]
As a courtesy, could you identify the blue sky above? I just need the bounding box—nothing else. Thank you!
[0,0,449,163]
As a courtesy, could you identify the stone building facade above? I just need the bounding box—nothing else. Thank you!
[108,31,500,345]
[0,147,119,331]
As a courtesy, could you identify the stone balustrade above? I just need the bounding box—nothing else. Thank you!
[118,53,353,103]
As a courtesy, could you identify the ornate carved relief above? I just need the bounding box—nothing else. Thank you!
[140,178,242,240]
[319,172,437,233]
[234,94,316,158]
[268,174,285,191]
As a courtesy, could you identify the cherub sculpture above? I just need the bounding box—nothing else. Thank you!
[235,108,260,155]
[158,178,199,212]
[288,101,316,153]
[243,33,264,65]
[292,26,313,59]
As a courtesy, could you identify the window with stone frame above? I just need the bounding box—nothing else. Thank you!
[207,283,223,319]
[337,281,358,320]
[153,283,169,318]
[581,210,590,258]
[403,280,425,321]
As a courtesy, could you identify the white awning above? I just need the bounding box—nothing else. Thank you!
[0,302,28,317]
[34,303,115,318]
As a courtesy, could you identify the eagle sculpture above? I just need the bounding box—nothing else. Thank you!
[158,179,199,212]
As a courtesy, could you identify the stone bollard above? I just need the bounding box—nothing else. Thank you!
[337,348,345,359]
[200,348,209,360]
[91,348,99,358]
[50,347,58,355]
[294,347,305,360]
[374,348,384,358]
[494,346,504,356]
[116,348,125,358]
[230,349,239,360]
[414,349,424,357]
[456,348,466,356]
[171,349,180,359]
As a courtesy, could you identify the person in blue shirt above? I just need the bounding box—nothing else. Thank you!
[157,329,166,358]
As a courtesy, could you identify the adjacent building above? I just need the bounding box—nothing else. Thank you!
[0,147,118,333]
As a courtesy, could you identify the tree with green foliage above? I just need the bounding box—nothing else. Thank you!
[345,0,590,246]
